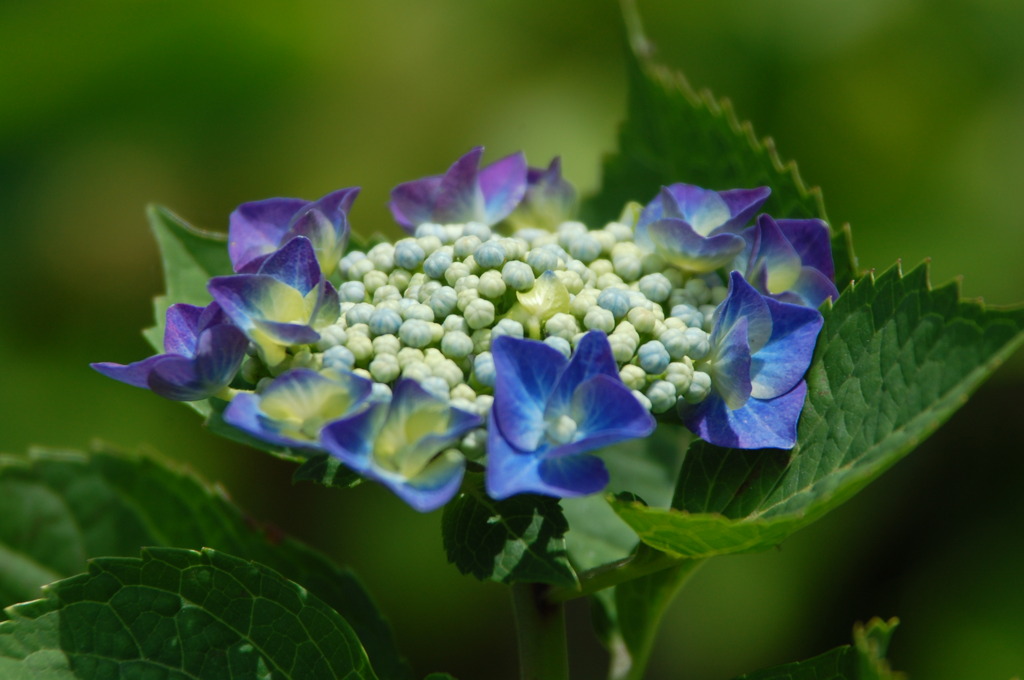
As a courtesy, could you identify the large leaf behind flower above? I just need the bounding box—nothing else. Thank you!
[611,263,1024,557]
[0,447,412,680]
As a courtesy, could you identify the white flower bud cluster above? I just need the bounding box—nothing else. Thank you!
[282,217,729,419]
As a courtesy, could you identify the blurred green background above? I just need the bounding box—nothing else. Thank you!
[2,0,1022,678]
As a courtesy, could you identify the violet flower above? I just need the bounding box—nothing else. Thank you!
[635,183,770,273]
[228,187,359,276]
[738,214,839,308]
[389,147,527,231]
[209,236,340,369]
[682,271,823,449]
[321,379,481,512]
[486,331,656,500]
[91,302,247,401]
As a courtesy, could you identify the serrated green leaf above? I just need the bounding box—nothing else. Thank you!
[0,446,412,680]
[0,547,378,679]
[733,617,904,680]
[292,454,363,489]
[442,479,579,589]
[581,1,857,287]
[612,263,1024,558]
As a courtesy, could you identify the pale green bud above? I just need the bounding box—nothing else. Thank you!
[501,260,535,291]
[631,389,653,412]
[402,362,433,382]
[347,257,375,280]
[640,252,667,276]
[683,371,712,404]
[371,334,401,356]
[471,328,493,354]
[456,288,480,312]
[363,270,389,294]
[665,361,693,394]
[450,383,477,403]
[372,284,401,304]
[417,235,443,255]
[646,380,677,414]
[454,274,480,295]
[403,302,435,322]
[454,235,482,258]
[434,359,466,388]
[544,312,578,341]
[478,270,507,299]
[569,288,600,319]
[445,261,472,286]
[399,319,433,348]
[388,269,412,291]
[596,272,625,289]
[397,347,425,369]
[589,258,614,277]
[619,364,647,390]
[464,298,495,329]
[604,220,634,242]
[626,307,656,335]
[441,331,473,359]
[609,333,637,363]
[369,354,401,383]
[710,285,729,305]
[367,243,395,272]
[442,314,469,334]
[346,334,373,363]
[584,307,616,333]
[555,270,584,295]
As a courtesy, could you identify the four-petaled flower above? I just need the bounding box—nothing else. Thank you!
[389,147,527,230]
[223,368,374,450]
[229,187,359,276]
[486,331,656,499]
[681,271,823,449]
[209,236,340,369]
[91,302,248,401]
[635,183,770,272]
[321,379,482,512]
[737,214,839,308]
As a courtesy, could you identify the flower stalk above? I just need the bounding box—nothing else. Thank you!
[512,582,570,680]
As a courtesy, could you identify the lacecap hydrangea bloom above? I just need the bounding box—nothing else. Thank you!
[94,147,838,511]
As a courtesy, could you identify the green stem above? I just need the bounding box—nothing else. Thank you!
[511,583,570,680]
[546,548,682,603]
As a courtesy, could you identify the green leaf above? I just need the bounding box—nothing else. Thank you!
[0,547,378,679]
[292,454,363,489]
[442,478,579,589]
[0,446,412,680]
[612,263,1024,558]
[580,1,857,287]
[733,617,904,680]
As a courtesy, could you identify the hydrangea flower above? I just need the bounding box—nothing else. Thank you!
[389,147,527,230]
[209,236,340,369]
[507,157,576,230]
[681,271,823,449]
[486,331,656,499]
[321,379,481,512]
[738,214,839,308]
[228,187,359,276]
[635,183,770,273]
[222,368,373,450]
[91,302,247,401]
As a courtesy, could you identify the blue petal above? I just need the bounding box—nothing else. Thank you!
[777,218,834,280]
[749,298,823,399]
[320,400,391,467]
[786,268,839,308]
[536,454,610,498]
[546,331,619,417]
[228,197,310,272]
[252,319,321,346]
[257,236,321,295]
[712,272,773,353]
[91,355,168,390]
[682,381,807,450]
[491,336,565,451]
[484,422,549,499]
[191,324,248,388]
[147,355,216,401]
[380,450,466,513]
[716,187,772,232]
[707,317,753,411]
[556,374,656,458]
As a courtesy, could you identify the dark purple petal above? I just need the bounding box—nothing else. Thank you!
[477,151,527,224]
[785,268,840,308]
[146,355,211,401]
[777,218,835,280]
[749,298,822,400]
[208,274,280,330]
[91,355,169,390]
[682,381,807,450]
[191,324,249,388]
[712,272,773,352]
[229,197,310,272]
[162,304,204,356]
[491,335,565,451]
[434,147,486,224]
[257,236,321,295]
[646,219,747,273]
[389,176,443,231]
[717,187,771,232]
[547,331,619,417]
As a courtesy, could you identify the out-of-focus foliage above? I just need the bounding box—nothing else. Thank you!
[1,1,1022,679]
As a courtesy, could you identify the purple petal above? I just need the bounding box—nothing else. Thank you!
[310,281,341,330]
[477,151,527,224]
[146,355,213,401]
[91,355,168,390]
[748,214,803,295]
[389,176,443,231]
[682,381,807,450]
[257,236,321,295]
[749,298,823,399]
[434,147,486,224]
[786,268,840,308]
[162,303,204,356]
[383,450,466,513]
[536,454,610,498]
[712,272,773,353]
[208,274,284,331]
[558,375,656,457]
[646,219,746,273]
[252,319,321,346]
[484,423,551,499]
[191,324,249,388]
[228,197,309,272]
[547,331,619,417]
[491,336,565,451]
[777,218,835,280]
